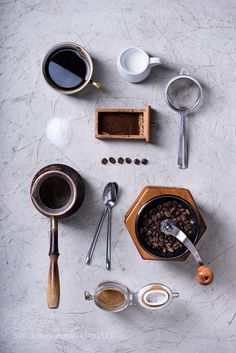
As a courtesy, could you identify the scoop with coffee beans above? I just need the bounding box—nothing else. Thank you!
[139,199,196,255]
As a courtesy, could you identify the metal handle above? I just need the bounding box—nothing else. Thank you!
[85,207,108,265]
[177,113,188,169]
[90,80,102,89]
[106,208,112,270]
[161,220,202,264]
[84,291,94,300]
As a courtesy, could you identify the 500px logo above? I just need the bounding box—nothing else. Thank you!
[14,318,57,331]
[13,318,113,341]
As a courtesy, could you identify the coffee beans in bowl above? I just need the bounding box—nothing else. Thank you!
[135,195,200,259]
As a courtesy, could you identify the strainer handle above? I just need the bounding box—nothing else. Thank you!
[177,113,188,169]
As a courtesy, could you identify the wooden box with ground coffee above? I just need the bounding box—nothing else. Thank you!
[95,106,151,142]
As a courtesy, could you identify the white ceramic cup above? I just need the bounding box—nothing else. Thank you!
[117,47,161,83]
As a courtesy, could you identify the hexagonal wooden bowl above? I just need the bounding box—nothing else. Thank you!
[124,186,206,262]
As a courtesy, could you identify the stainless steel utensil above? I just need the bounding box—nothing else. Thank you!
[161,220,214,285]
[106,182,118,270]
[165,68,202,169]
[85,182,118,269]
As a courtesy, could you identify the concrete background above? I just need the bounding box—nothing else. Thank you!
[0,0,236,352]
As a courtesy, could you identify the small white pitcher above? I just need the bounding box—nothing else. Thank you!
[117,47,161,83]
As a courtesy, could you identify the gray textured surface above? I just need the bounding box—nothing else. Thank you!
[0,0,236,352]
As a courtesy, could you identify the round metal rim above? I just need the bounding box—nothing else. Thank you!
[135,194,200,260]
[165,74,203,113]
[31,170,77,218]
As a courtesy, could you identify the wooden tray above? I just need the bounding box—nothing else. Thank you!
[95,106,151,142]
[124,186,206,262]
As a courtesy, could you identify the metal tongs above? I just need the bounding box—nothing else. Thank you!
[161,220,214,285]
[85,182,118,270]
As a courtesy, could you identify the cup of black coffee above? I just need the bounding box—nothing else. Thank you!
[42,42,101,94]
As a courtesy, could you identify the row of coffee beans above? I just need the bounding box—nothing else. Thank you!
[101,157,149,165]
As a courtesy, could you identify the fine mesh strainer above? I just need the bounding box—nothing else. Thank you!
[165,68,202,169]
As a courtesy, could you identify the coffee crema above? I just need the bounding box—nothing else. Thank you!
[45,48,89,90]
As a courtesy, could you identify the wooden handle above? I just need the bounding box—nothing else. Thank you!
[196,265,214,285]
[48,217,60,309]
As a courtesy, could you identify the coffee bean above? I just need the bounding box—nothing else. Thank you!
[140,199,196,255]
[173,241,180,250]
[166,244,174,253]
[118,157,124,164]
[109,157,116,164]
[125,157,132,164]
[101,158,108,165]
[141,158,148,165]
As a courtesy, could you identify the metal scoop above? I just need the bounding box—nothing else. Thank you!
[161,220,214,285]
[85,182,118,270]
[106,182,118,270]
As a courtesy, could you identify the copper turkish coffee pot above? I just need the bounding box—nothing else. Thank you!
[30,164,85,309]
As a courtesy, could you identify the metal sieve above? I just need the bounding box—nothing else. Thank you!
[165,68,202,169]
